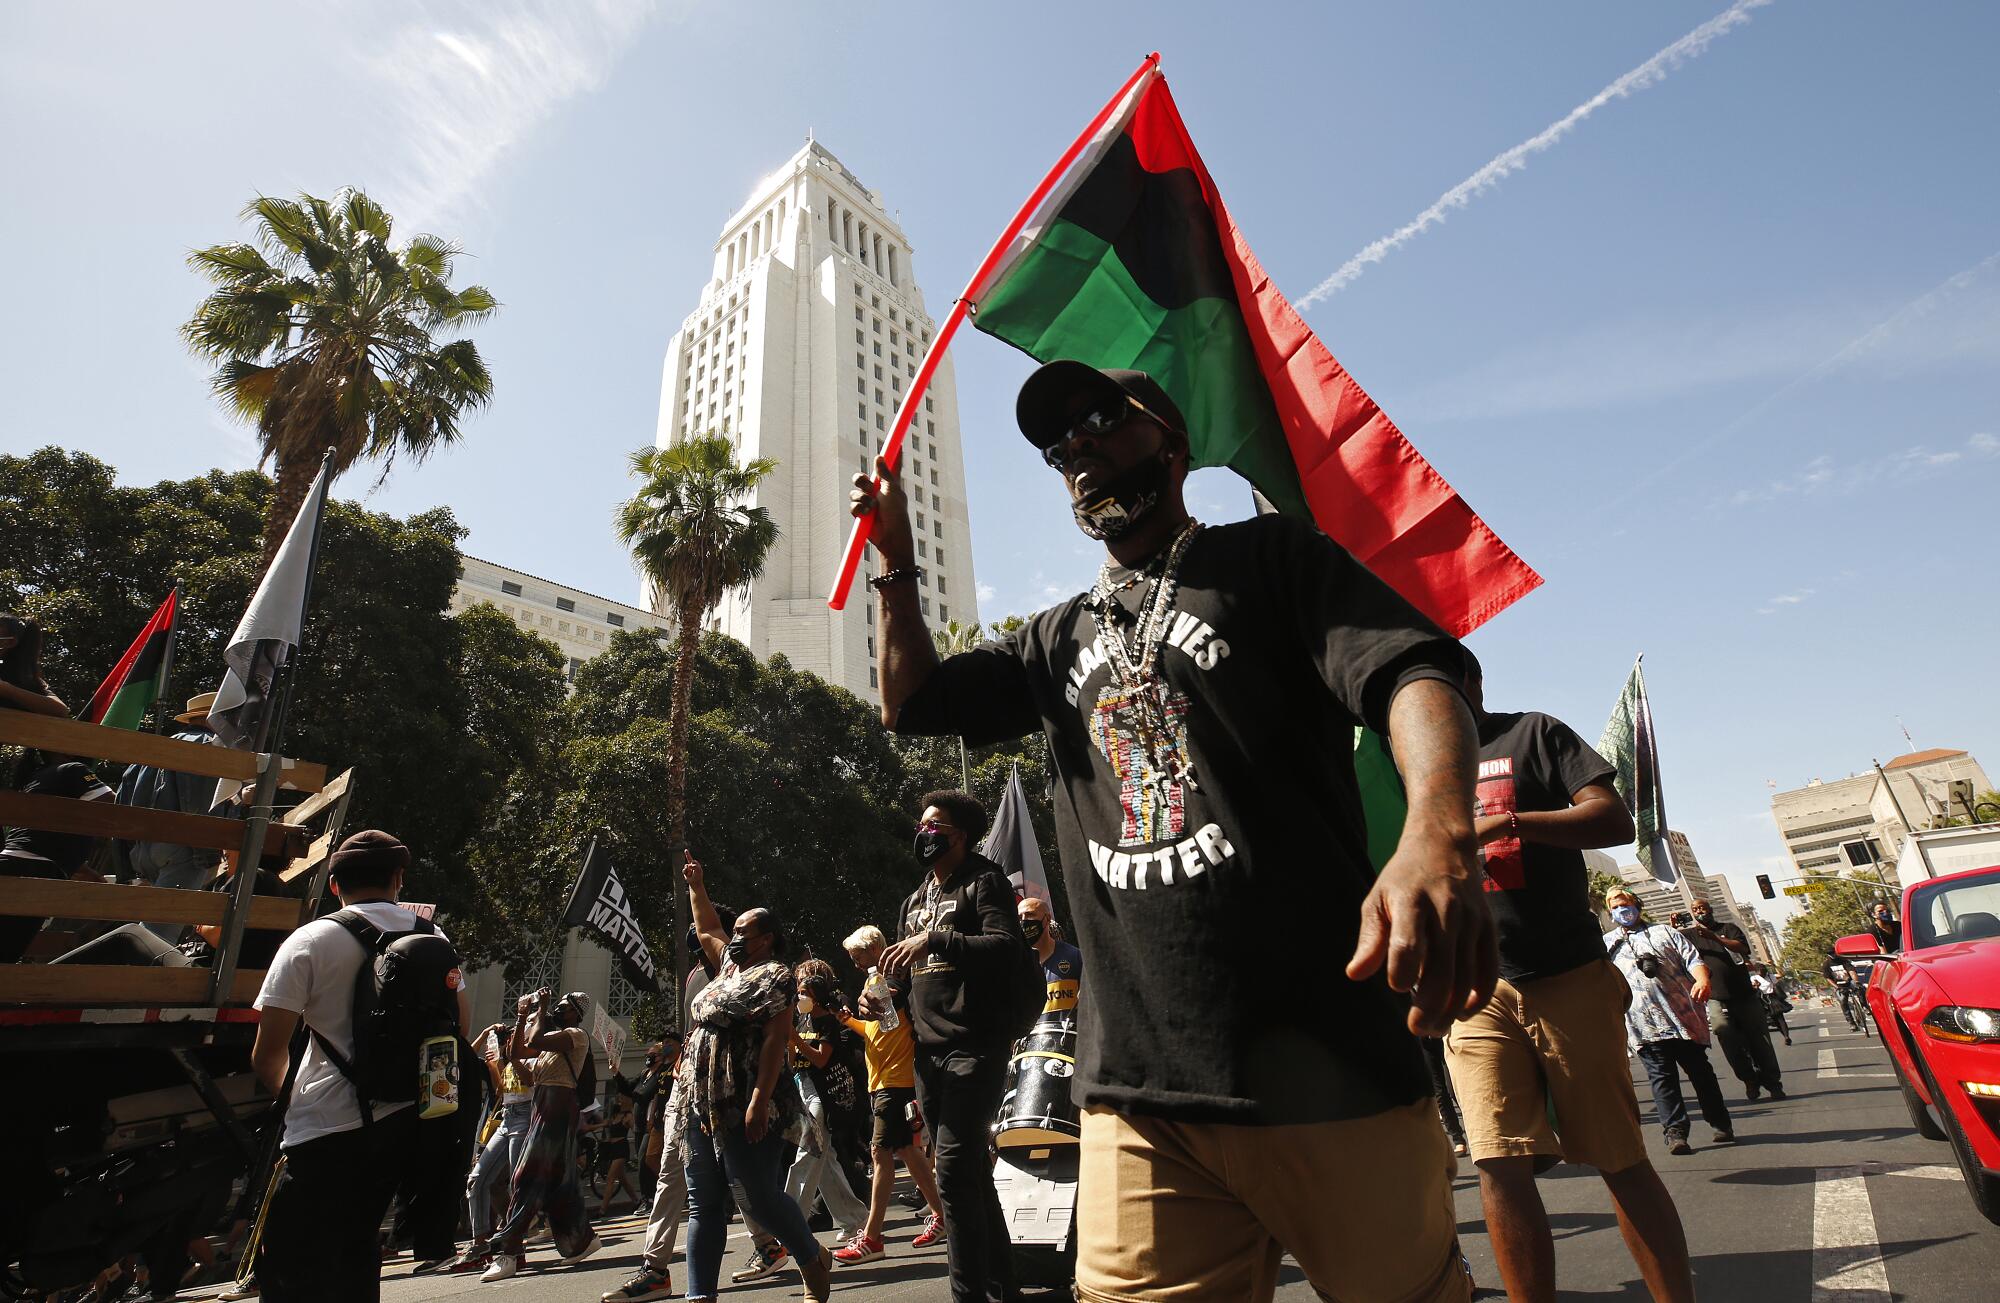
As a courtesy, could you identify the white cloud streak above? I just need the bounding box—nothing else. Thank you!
[363,1,663,233]
[1299,0,1774,306]
[1727,431,2000,511]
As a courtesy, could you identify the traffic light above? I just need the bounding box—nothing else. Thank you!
[1756,874,1775,900]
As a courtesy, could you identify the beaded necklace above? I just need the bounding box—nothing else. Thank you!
[1086,518,1203,795]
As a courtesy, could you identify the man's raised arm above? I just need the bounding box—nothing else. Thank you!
[851,453,938,728]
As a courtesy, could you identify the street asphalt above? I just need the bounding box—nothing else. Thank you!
[179,1006,1997,1302]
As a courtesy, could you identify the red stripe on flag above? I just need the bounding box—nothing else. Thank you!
[1132,80,1542,638]
[84,588,177,724]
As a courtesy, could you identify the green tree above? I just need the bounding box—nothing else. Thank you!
[182,189,496,565]
[615,435,779,1009]
[1780,872,1897,976]
[1587,868,1626,916]
[0,448,557,944]
[931,618,984,790]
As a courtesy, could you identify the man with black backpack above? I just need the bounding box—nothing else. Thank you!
[873,789,1037,1303]
[250,829,469,1303]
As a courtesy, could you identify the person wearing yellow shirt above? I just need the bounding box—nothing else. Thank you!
[832,925,946,1264]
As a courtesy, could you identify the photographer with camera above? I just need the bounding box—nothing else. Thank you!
[1674,902,1784,1101]
[1604,890,1735,1155]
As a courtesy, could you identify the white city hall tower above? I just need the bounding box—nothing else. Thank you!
[653,139,980,700]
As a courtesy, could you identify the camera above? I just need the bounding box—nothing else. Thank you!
[1635,954,1662,980]
[1670,910,1692,929]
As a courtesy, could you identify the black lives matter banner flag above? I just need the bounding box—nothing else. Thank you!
[561,839,661,994]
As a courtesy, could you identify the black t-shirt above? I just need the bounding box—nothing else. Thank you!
[894,514,1468,1124]
[1473,712,1618,984]
[3,760,114,873]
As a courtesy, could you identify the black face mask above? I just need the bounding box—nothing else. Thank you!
[914,829,952,866]
[1070,450,1171,541]
[726,938,752,966]
[1019,918,1045,943]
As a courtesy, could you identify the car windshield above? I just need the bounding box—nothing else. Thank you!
[1908,868,2000,948]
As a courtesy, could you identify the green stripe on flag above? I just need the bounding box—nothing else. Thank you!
[975,218,1311,517]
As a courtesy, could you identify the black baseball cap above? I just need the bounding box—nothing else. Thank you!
[1015,360,1188,451]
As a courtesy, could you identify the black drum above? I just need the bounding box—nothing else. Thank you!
[995,1018,1079,1148]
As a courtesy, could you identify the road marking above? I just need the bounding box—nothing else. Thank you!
[1882,1163,1959,1182]
[1817,1048,1894,1080]
[1812,1165,1891,1301]
[1820,1023,1832,1038]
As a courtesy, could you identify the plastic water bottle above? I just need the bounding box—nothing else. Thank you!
[866,967,899,1031]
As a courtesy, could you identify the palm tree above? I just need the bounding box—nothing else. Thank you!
[616,435,778,1017]
[183,189,497,566]
[932,619,984,791]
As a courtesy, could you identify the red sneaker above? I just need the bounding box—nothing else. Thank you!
[911,1214,947,1248]
[832,1234,884,1265]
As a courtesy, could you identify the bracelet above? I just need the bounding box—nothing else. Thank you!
[1507,810,1520,835]
[868,566,923,591]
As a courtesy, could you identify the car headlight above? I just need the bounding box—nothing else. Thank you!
[1923,1006,2000,1043]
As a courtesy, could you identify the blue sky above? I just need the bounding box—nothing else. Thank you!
[4,1,1997,925]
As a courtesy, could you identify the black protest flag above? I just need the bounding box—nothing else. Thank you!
[562,839,662,994]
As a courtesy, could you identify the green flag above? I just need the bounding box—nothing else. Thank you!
[1599,656,1679,885]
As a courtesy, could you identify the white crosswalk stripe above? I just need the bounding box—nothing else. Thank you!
[1811,1166,1892,1301]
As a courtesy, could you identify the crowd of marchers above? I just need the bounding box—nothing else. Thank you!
[7,360,1830,1303]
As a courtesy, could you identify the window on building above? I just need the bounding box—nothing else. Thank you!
[556,597,575,612]
[872,318,881,334]
[890,329,899,345]
[870,295,880,309]
[930,469,939,485]
[607,965,642,1019]
[940,604,948,622]
[606,613,625,628]
[919,570,929,587]
[915,510,925,530]
[927,420,935,436]
[874,389,883,405]
[567,657,583,679]
[856,378,865,395]
[874,414,884,430]
[917,539,927,558]
[869,666,878,687]
[921,597,931,615]
[867,636,876,657]
[501,580,523,596]
[938,575,947,595]
[502,948,565,1012]
[855,306,864,321]
[873,343,882,357]
[873,364,882,380]
[858,403,867,421]
[865,604,874,625]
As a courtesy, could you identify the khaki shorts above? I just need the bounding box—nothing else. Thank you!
[1076,1100,1469,1303]
[1443,958,1647,1173]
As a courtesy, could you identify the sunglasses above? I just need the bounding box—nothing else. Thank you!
[1041,393,1178,470]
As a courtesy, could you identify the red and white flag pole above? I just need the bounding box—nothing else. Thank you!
[825,51,1161,610]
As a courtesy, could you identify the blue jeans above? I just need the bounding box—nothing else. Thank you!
[467,1099,533,1244]
[684,1120,821,1297]
[1636,1038,1733,1139]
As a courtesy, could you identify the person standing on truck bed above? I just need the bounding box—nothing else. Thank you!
[249,830,471,1303]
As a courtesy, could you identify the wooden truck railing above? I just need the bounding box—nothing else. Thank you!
[0,710,355,1012]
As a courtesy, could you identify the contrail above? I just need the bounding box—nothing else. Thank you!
[1299,0,1775,306]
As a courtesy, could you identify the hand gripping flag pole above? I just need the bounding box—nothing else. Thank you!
[826,51,1161,610]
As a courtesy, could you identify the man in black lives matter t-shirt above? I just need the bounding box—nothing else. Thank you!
[849,360,1496,1303]
[1443,662,1697,1303]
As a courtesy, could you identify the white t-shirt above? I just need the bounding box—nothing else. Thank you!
[255,900,451,1148]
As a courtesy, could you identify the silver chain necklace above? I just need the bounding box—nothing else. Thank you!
[1087,519,1203,794]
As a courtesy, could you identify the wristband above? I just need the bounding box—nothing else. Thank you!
[868,566,923,591]
[1507,810,1520,836]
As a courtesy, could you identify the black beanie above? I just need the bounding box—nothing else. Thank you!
[329,829,410,887]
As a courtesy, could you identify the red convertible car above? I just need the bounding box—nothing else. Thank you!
[1840,863,2000,1224]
